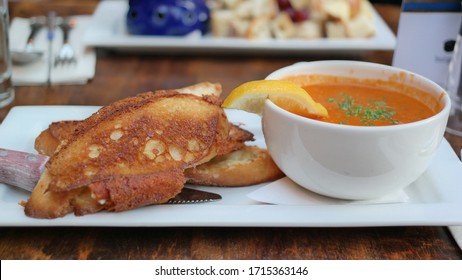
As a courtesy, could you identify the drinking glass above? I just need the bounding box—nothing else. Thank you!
[0,0,14,108]
[446,22,462,137]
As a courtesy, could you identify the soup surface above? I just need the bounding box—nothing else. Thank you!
[303,83,436,126]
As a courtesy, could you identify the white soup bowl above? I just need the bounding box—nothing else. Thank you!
[263,61,450,200]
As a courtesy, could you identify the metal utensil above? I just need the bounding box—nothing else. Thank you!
[54,18,77,67]
[46,11,57,84]
[167,187,221,204]
[11,17,45,65]
[0,148,221,204]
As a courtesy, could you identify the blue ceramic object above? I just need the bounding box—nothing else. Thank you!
[126,0,209,36]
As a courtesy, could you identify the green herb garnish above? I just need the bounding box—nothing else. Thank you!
[328,93,398,126]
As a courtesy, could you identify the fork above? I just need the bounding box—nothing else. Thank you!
[54,19,76,66]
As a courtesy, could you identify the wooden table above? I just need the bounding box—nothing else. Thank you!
[1,0,461,260]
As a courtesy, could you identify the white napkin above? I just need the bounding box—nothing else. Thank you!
[247,176,409,205]
[447,150,462,250]
[449,226,462,249]
[9,16,96,85]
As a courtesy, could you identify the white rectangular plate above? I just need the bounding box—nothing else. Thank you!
[1,106,462,227]
[83,1,396,54]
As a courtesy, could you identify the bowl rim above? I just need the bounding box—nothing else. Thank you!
[264,60,451,131]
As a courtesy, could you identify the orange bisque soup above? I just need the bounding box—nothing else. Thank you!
[283,74,443,127]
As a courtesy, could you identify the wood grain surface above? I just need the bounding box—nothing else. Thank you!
[1,0,461,260]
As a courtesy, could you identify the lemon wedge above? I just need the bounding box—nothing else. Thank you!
[222,80,328,118]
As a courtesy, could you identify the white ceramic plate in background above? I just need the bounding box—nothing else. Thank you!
[83,1,396,54]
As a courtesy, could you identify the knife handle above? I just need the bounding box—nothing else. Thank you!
[0,148,49,192]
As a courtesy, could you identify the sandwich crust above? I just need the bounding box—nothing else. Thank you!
[26,91,237,218]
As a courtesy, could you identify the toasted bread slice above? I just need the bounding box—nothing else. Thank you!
[35,120,80,156]
[325,21,347,38]
[211,9,234,37]
[25,91,238,218]
[271,12,296,39]
[35,82,232,157]
[246,16,272,39]
[345,14,375,38]
[175,82,222,98]
[185,145,284,187]
[46,92,231,188]
[296,20,322,39]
